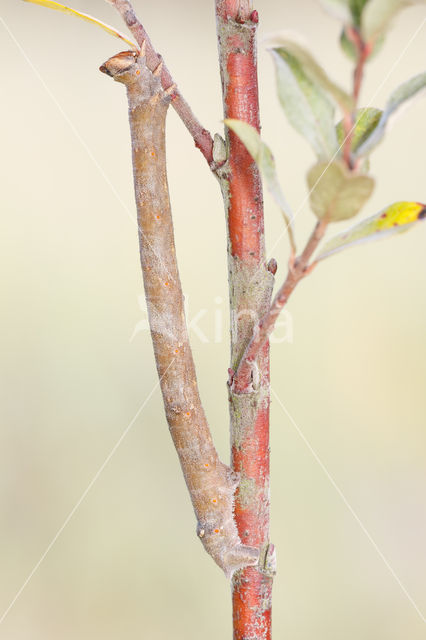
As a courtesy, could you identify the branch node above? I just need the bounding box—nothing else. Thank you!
[213,133,228,166]
[267,258,277,275]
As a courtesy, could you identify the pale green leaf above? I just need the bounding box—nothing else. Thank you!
[317,201,426,259]
[270,49,338,160]
[336,107,382,154]
[225,119,296,248]
[307,161,375,221]
[356,72,426,156]
[267,39,353,111]
[23,0,138,49]
[385,71,426,114]
[362,0,426,42]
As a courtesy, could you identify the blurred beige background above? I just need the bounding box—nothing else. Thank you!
[1,0,425,638]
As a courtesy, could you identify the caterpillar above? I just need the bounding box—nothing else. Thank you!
[100,48,259,578]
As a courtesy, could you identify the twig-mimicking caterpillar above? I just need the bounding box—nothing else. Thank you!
[100,48,259,578]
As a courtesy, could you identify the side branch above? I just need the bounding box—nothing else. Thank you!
[109,0,214,164]
[233,218,329,392]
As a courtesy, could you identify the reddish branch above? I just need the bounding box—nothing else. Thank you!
[342,26,372,169]
[216,1,264,262]
[216,2,275,639]
[352,37,371,105]
[110,0,214,164]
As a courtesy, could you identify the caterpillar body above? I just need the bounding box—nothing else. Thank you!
[100,49,258,578]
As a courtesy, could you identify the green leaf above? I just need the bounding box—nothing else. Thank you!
[356,72,426,156]
[270,49,338,160]
[307,161,375,221]
[267,39,353,111]
[318,0,352,21]
[317,201,426,259]
[362,0,426,42]
[336,107,382,154]
[224,119,296,249]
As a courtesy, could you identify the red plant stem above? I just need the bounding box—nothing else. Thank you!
[342,27,371,170]
[235,219,329,387]
[111,0,214,164]
[353,42,370,105]
[216,2,275,639]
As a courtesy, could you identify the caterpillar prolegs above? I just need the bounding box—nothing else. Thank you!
[100,49,259,578]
